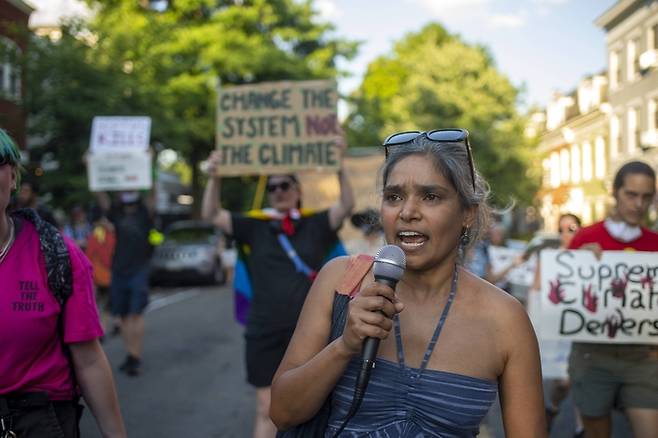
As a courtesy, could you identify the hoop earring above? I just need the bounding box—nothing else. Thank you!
[460,226,471,247]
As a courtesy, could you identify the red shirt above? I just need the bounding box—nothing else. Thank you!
[568,220,658,251]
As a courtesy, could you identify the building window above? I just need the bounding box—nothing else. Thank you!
[560,149,570,184]
[582,142,592,181]
[627,38,639,81]
[628,108,639,153]
[571,144,581,183]
[651,98,658,130]
[610,51,620,88]
[0,37,21,102]
[653,23,658,50]
[595,136,606,179]
[550,152,560,188]
[610,115,620,158]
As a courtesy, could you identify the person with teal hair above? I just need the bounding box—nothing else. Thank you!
[0,129,126,437]
[0,128,22,187]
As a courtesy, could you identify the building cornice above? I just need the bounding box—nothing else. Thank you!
[595,0,637,29]
[6,0,34,15]
[540,109,606,139]
[538,109,607,154]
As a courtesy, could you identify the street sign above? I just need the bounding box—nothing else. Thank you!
[90,116,152,152]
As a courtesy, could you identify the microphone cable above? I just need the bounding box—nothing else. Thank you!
[330,359,372,437]
[330,245,405,437]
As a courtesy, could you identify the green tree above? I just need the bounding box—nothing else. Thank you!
[345,23,537,206]
[25,20,138,209]
[85,0,357,212]
[26,0,357,212]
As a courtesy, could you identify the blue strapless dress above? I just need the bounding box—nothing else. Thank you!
[325,358,497,437]
[325,266,498,437]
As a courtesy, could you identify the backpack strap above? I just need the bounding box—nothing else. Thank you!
[12,208,78,398]
[11,208,73,307]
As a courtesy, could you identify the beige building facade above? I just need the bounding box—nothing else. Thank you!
[535,75,612,231]
[596,0,658,171]
[535,0,658,231]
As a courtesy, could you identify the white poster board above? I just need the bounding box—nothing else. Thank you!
[527,291,571,379]
[87,150,152,191]
[539,249,658,344]
[489,245,536,286]
[90,116,152,152]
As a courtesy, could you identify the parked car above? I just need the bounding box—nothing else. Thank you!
[150,220,226,286]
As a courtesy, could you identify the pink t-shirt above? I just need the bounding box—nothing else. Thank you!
[0,219,103,400]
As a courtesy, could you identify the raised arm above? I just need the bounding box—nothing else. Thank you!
[328,134,355,230]
[201,150,232,235]
[498,300,547,437]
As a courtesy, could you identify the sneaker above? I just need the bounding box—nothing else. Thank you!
[119,355,141,376]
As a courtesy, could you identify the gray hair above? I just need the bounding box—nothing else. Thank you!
[381,135,492,250]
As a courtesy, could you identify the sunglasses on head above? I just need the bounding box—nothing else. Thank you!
[382,129,476,190]
[266,181,293,193]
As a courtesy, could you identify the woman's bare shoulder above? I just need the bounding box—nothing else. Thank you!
[459,267,529,326]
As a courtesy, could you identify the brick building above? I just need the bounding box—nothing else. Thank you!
[0,0,32,149]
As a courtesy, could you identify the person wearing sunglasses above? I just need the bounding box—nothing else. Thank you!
[0,129,126,438]
[201,137,354,438]
[566,161,658,438]
[271,130,546,437]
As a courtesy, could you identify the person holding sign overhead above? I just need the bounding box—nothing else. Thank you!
[201,134,354,438]
[270,129,545,437]
[567,161,658,438]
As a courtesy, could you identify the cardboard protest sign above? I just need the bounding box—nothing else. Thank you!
[539,249,658,344]
[90,116,152,152]
[489,245,536,286]
[88,150,152,191]
[215,80,340,176]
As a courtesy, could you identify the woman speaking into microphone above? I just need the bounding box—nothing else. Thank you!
[271,129,546,437]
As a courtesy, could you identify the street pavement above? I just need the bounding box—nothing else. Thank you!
[80,284,633,438]
[81,285,255,437]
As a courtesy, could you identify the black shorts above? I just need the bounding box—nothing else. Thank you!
[0,392,82,438]
[245,324,296,388]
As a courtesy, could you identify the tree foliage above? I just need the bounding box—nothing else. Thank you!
[26,0,357,212]
[345,24,538,206]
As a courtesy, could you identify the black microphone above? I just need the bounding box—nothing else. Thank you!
[359,245,406,392]
[334,245,405,437]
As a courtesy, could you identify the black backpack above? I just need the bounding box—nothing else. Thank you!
[11,208,73,307]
